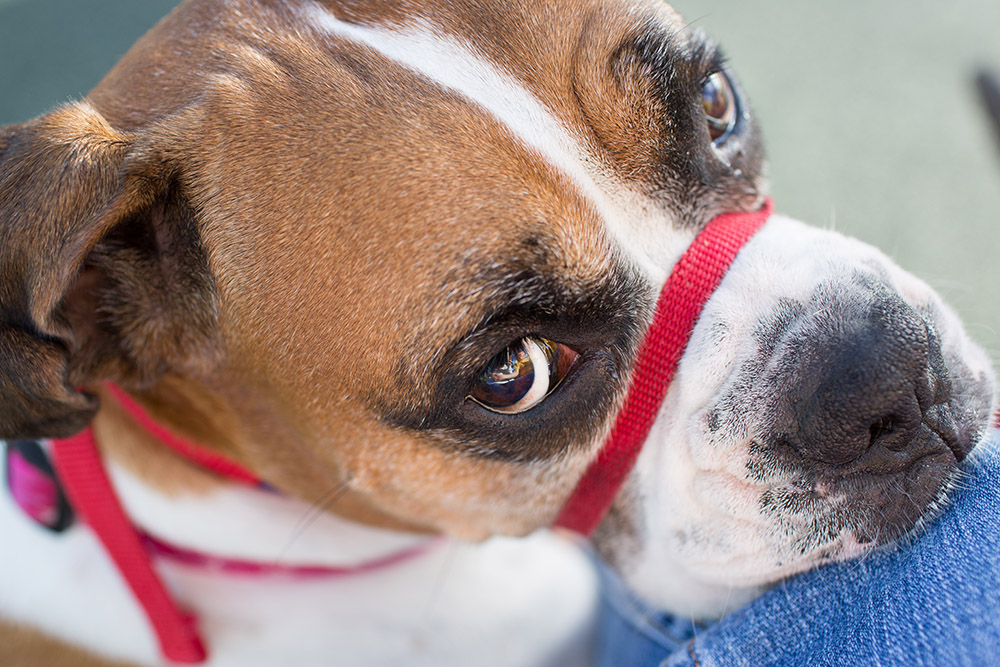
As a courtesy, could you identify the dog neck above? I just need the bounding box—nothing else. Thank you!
[87,380,438,569]
[17,380,452,662]
[102,445,437,572]
[96,377,432,530]
[2,416,599,667]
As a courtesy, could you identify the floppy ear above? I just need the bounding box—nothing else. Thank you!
[0,102,218,439]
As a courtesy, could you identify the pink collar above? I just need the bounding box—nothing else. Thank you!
[30,200,771,664]
[137,530,440,579]
[42,384,439,664]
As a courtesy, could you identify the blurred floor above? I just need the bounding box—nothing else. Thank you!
[1,0,998,362]
[671,0,1000,363]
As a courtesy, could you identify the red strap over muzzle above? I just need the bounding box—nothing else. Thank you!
[39,200,771,664]
[554,200,774,535]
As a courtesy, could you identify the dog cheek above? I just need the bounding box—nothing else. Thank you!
[590,479,645,572]
[335,429,594,539]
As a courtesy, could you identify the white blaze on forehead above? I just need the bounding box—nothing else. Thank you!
[303,2,685,283]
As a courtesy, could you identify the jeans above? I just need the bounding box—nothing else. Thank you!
[597,428,1000,667]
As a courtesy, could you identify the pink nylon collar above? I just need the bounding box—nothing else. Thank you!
[48,384,437,664]
[554,200,773,535]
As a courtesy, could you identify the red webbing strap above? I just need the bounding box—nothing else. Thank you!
[104,383,260,486]
[50,428,208,664]
[554,200,773,535]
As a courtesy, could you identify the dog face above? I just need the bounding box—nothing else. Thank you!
[0,0,994,621]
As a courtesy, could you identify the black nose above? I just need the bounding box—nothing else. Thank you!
[781,283,957,466]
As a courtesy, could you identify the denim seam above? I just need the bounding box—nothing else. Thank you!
[598,556,691,649]
[606,591,687,649]
[687,638,702,667]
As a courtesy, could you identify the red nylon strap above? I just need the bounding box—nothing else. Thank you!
[50,428,208,664]
[47,385,259,664]
[103,383,261,486]
[554,200,773,535]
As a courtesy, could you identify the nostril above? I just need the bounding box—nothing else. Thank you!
[868,415,897,448]
[779,283,944,465]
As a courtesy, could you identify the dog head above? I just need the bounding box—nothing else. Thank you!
[1,0,995,619]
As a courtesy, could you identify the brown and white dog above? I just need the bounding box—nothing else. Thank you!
[0,1,996,665]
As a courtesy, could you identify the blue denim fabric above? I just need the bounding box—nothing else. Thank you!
[597,428,1000,667]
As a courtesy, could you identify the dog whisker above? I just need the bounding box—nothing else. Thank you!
[676,14,712,37]
[278,477,354,562]
[422,539,462,619]
[719,583,736,618]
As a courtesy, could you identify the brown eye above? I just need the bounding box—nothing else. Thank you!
[469,337,578,414]
[702,71,737,144]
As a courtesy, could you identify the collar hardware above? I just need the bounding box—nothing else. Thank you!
[5,439,75,533]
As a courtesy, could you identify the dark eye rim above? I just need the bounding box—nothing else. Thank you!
[701,68,741,147]
[447,344,618,462]
[383,316,632,462]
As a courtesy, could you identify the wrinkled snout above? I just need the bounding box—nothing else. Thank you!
[778,280,965,471]
[608,216,996,621]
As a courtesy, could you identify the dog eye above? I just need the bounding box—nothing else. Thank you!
[702,71,737,144]
[469,337,578,414]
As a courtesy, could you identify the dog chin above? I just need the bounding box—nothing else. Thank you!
[602,214,996,620]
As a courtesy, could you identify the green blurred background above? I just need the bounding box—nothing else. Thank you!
[1,0,998,365]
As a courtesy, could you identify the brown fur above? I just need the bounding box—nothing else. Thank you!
[0,0,767,661]
[0,620,136,667]
[2,0,668,535]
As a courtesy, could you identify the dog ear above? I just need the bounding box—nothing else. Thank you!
[0,102,218,439]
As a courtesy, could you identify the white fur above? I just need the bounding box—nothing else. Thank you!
[107,462,430,566]
[0,451,599,666]
[623,215,997,618]
[303,2,690,284]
